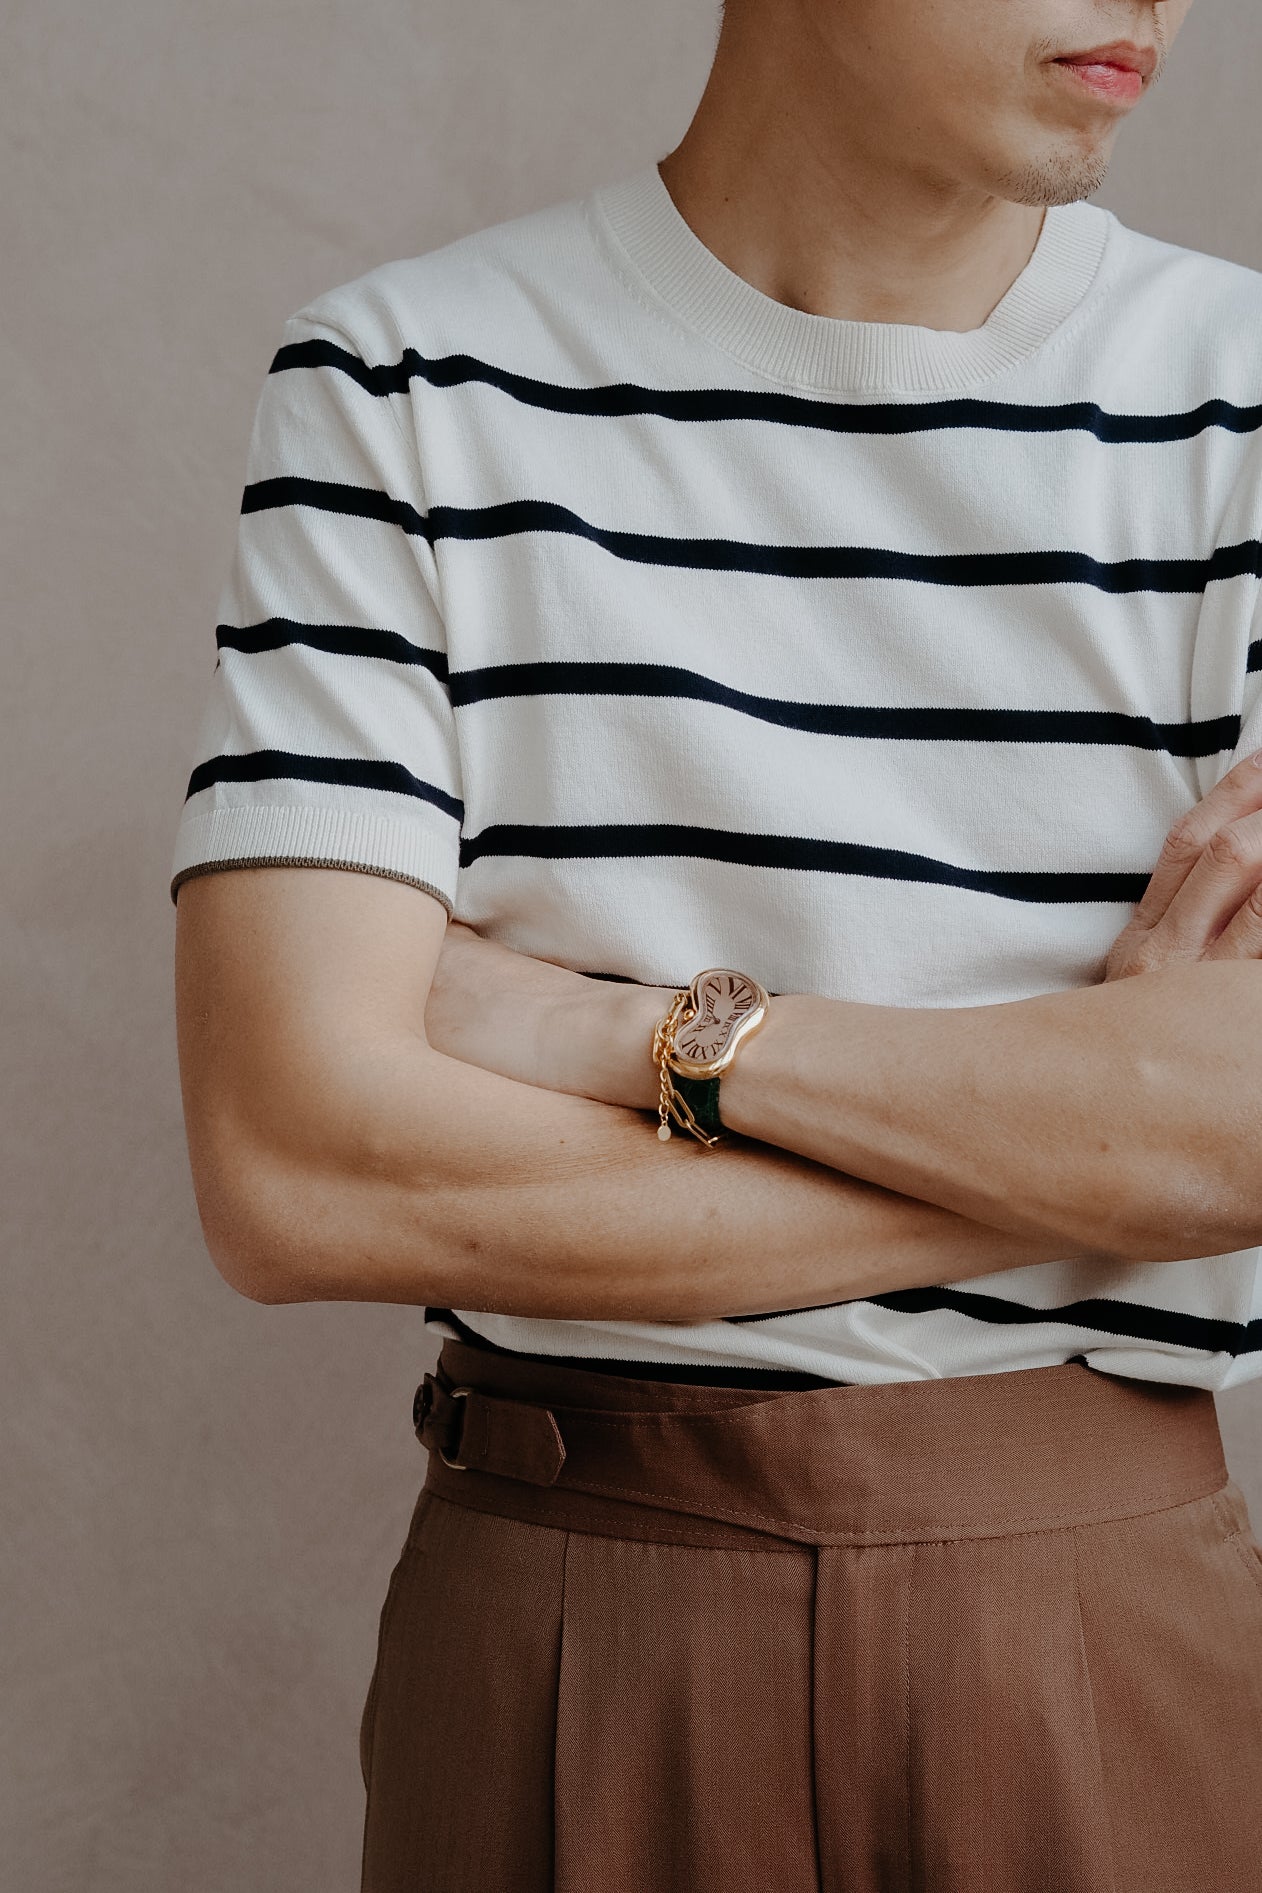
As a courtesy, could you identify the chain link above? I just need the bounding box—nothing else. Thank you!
[651,987,724,1147]
[652,989,691,1139]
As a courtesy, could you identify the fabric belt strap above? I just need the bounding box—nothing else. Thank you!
[411,1346,1229,1550]
[415,1371,567,1483]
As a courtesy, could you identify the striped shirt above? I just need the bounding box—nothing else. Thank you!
[171,162,1262,1391]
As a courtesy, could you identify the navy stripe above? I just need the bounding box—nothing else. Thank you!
[216,618,448,682]
[215,630,1239,757]
[184,748,463,819]
[726,1284,1261,1356]
[213,632,1240,756]
[450,659,1240,757]
[1248,638,1262,675]
[242,478,1262,595]
[459,821,1148,904]
[243,475,429,536]
[271,338,1262,444]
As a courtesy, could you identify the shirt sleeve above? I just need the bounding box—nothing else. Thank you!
[168,300,462,912]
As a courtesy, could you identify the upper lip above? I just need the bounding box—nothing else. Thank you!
[1054,41,1158,80]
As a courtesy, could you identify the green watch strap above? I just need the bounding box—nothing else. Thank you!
[670,1071,725,1139]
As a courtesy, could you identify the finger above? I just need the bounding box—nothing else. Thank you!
[1142,807,1262,957]
[1131,745,1262,931]
[1203,879,1262,961]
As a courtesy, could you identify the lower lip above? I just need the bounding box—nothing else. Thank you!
[1052,59,1144,104]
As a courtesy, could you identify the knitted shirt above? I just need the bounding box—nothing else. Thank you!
[171,162,1262,1390]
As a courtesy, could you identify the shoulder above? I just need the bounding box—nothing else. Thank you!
[279,187,599,364]
[1099,211,1262,367]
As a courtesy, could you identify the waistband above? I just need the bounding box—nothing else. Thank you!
[414,1339,1229,1551]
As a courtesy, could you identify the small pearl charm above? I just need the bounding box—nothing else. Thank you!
[657,1122,672,1141]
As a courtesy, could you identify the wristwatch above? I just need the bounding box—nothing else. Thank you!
[664,968,771,1141]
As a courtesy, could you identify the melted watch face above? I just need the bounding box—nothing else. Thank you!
[670,969,767,1073]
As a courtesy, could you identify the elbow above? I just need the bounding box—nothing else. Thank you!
[206,1228,351,1306]
[208,1233,290,1304]
[192,1180,294,1304]
[189,1126,462,1307]
[186,1135,316,1305]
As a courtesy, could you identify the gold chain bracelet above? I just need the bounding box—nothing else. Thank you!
[651,988,724,1147]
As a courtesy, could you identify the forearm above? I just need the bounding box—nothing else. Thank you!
[230,1033,1113,1318]
[715,960,1262,1263]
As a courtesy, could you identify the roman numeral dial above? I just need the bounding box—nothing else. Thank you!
[668,968,770,1078]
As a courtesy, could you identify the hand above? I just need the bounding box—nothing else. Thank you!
[424,919,667,1106]
[1105,747,1262,981]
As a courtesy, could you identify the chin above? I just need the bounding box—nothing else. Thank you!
[990,142,1113,207]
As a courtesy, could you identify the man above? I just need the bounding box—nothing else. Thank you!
[172,0,1262,1886]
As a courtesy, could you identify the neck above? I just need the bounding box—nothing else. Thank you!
[659,13,1047,332]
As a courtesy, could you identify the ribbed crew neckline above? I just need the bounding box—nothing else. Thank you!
[591,162,1113,396]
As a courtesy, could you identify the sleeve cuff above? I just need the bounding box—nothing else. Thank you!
[169,803,459,912]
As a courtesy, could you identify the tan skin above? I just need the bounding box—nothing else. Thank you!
[178,0,1252,1318]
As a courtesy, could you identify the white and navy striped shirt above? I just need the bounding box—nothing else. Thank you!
[171,162,1262,1391]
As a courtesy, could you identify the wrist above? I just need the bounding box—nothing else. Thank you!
[572,977,672,1110]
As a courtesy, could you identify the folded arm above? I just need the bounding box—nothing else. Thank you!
[174,754,1262,1315]
[421,747,1262,1271]
[553,755,1262,1265]
[173,866,1116,1320]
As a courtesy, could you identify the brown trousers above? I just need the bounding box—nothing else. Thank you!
[358,1338,1262,1892]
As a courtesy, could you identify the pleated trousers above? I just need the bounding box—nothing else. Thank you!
[358,1337,1262,1892]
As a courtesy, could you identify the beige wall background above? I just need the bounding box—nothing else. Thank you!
[6,2,1262,1885]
